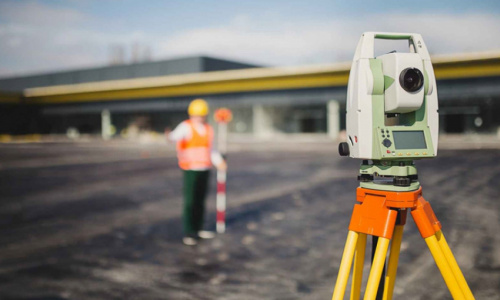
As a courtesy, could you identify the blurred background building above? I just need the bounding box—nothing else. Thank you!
[1,52,500,140]
[1,1,499,141]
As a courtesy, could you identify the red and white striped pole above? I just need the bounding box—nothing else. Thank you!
[216,169,227,233]
[214,108,232,233]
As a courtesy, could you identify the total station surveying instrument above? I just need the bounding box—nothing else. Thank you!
[332,32,474,300]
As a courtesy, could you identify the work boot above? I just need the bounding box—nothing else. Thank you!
[198,231,216,239]
[182,237,198,246]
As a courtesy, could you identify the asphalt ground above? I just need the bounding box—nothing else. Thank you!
[0,140,499,300]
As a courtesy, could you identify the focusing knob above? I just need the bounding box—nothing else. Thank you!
[338,142,350,156]
[382,138,392,148]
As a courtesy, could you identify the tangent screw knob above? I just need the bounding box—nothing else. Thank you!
[338,142,350,156]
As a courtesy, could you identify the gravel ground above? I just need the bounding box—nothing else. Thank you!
[0,140,498,300]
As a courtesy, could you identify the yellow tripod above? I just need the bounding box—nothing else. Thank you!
[331,187,474,300]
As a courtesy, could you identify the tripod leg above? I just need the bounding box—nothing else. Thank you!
[364,237,390,300]
[412,196,473,299]
[382,225,404,300]
[425,234,466,299]
[332,230,359,300]
[371,236,386,300]
[351,233,367,300]
[435,231,475,300]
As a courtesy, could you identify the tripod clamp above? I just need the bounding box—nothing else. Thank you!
[358,159,419,190]
[340,143,421,191]
[339,142,420,191]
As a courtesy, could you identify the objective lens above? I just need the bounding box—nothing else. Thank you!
[399,68,424,92]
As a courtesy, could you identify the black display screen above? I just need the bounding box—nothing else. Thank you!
[392,131,427,149]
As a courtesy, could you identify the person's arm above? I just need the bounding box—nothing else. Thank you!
[211,151,227,171]
[209,125,227,170]
[167,122,189,142]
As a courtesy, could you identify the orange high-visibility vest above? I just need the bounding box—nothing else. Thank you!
[176,120,213,170]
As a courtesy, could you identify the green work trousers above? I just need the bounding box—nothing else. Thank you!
[183,170,210,237]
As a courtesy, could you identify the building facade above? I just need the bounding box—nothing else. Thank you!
[1,53,500,139]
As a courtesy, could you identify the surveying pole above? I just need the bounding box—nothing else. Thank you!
[331,32,474,300]
[214,108,232,233]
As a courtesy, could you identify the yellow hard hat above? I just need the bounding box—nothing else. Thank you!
[188,98,209,116]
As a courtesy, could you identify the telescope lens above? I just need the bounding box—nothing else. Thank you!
[399,68,424,92]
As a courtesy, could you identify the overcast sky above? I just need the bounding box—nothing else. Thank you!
[1,0,500,78]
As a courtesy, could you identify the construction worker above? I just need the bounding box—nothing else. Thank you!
[167,99,227,246]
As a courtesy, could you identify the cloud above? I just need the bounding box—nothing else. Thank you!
[158,13,500,66]
[0,1,499,78]
[0,1,86,26]
[0,1,154,77]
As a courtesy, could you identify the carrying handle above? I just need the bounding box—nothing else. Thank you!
[353,32,431,61]
[374,33,413,40]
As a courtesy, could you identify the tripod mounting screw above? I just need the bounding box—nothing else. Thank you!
[339,142,350,156]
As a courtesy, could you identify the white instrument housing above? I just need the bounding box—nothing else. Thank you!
[345,32,439,160]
